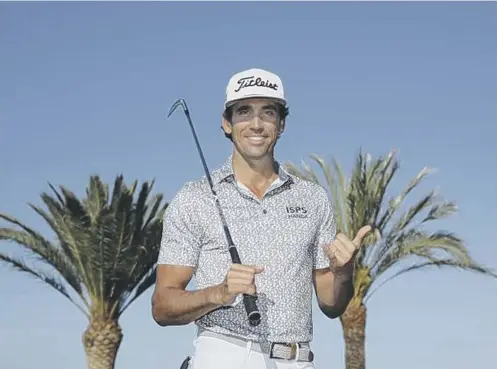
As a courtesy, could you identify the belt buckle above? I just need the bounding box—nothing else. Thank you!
[269,342,298,360]
[289,343,298,359]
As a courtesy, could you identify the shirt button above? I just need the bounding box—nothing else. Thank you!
[262,209,267,214]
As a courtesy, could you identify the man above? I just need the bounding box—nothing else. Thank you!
[152,68,371,369]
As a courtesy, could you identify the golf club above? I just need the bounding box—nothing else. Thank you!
[167,98,262,327]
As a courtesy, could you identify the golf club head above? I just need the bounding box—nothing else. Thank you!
[179,356,190,369]
[167,98,189,118]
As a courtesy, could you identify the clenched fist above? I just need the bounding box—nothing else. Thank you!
[213,264,264,306]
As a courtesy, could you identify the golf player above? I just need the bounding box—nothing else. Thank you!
[152,68,372,369]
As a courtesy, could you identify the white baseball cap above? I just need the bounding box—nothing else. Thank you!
[224,68,287,108]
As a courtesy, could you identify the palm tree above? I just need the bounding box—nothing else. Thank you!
[284,149,496,369]
[0,175,168,369]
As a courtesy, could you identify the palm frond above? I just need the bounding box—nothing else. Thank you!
[0,253,88,317]
[0,219,85,300]
[285,161,323,190]
[38,190,95,296]
[119,267,157,314]
[83,175,109,222]
[365,189,456,272]
[376,166,434,232]
[309,154,349,234]
[371,230,468,279]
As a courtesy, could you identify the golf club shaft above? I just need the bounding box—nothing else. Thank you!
[181,106,261,327]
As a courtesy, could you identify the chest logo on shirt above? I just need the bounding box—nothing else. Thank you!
[286,205,309,218]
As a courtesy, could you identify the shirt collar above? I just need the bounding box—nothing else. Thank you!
[212,154,294,185]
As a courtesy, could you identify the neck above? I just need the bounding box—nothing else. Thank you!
[231,149,279,189]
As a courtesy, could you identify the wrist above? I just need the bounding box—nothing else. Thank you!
[331,264,354,281]
[205,284,224,307]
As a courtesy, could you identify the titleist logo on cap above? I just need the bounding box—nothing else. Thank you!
[234,76,279,93]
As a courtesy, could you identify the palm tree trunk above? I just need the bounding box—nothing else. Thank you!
[340,300,367,369]
[82,318,123,369]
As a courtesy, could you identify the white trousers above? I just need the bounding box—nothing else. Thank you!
[187,331,316,369]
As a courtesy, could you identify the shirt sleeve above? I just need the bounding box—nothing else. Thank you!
[157,183,202,267]
[313,187,337,270]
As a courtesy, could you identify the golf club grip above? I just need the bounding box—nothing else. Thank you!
[243,293,261,326]
[225,230,261,326]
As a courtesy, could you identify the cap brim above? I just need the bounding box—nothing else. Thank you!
[225,95,287,108]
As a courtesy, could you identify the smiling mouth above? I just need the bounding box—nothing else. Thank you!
[246,136,266,144]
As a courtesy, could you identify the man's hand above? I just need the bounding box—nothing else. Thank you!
[323,225,372,277]
[211,264,264,306]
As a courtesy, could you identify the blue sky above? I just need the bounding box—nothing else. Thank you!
[1,2,496,369]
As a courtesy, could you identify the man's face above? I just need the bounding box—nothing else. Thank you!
[222,98,285,160]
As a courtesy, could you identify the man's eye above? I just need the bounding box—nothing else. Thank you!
[237,108,250,115]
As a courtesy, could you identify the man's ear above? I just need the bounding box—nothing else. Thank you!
[279,120,286,136]
[221,118,232,136]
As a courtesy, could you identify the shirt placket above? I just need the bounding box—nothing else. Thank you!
[233,177,290,216]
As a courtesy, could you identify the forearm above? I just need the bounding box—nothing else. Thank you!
[317,271,355,318]
[152,285,222,326]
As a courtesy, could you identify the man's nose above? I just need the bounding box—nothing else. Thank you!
[249,116,264,130]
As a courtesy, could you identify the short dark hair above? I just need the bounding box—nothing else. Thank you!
[221,103,290,141]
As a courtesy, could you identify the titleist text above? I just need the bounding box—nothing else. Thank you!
[234,76,279,93]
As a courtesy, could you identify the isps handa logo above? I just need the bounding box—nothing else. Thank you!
[286,205,309,219]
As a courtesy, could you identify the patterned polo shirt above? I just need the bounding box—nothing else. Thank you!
[158,155,337,343]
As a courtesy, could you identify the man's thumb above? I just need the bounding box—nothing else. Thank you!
[352,225,373,247]
[253,265,265,274]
